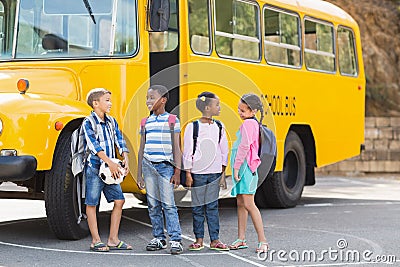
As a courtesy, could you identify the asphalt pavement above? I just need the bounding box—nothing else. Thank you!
[0,175,399,266]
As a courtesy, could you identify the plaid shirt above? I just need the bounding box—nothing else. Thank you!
[83,111,129,169]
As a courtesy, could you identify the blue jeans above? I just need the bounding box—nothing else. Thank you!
[142,158,182,241]
[191,173,221,241]
[84,164,124,206]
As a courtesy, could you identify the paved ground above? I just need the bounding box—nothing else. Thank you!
[0,176,399,266]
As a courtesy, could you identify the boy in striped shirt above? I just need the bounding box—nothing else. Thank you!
[137,85,183,255]
[83,88,131,252]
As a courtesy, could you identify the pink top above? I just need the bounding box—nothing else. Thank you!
[233,119,260,173]
[183,120,229,174]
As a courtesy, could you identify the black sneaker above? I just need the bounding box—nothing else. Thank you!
[146,238,167,251]
[170,241,183,255]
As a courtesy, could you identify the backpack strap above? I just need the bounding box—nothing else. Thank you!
[168,114,177,163]
[140,117,148,135]
[76,114,97,225]
[191,119,221,157]
[168,114,177,128]
[214,119,223,143]
[192,120,199,156]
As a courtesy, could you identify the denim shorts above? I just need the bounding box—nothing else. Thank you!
[85,165,125,206]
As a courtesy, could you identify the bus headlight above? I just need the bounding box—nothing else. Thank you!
[1,150,17,156]
[0,118,3,136]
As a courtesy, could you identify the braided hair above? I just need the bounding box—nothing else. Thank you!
[240,93,264,124]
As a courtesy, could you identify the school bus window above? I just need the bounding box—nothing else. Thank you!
[215,0,260,61]
[113,0,137,55]
[15,0,137,58]
[43,0,113,15]
[338,26,357,76]
[149,0,178,52]
[16,4,45,57]
[304,18,335,72]
[188,0,211,55]
[264,7,300,67]
[68,16,94,55]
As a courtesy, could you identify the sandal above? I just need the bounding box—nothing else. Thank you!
[188,243,204,251]
[108,240,132,250]
[210,241,229,251]
[229,239,248,250]
[256,242,269,253]
[90,242,109,252]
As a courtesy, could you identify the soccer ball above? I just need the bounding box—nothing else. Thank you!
[99,158,127,184]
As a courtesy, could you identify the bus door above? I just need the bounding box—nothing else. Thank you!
[148,0,179,113]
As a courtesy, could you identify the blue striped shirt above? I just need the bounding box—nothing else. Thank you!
[83,111,129,169]
[142,112,180,162]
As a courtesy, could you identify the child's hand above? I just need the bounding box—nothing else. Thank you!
[233,169,240,183]
[136,176,145,190]
[108,160,123,179]
[122,154,130,174]
[185,172,193,188]
[219,174,227,189]
[170,172,180,188]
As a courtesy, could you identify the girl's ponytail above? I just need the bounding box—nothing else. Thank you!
[259,104,264,125]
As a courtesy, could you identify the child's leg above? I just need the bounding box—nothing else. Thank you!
[87,205,102,244]
[191,174,208,243]
[204,173,221,244]
[241,194,266,243]
[236,194,248,240]
[101,184,131,249]
[156,164,181,241]
[142,160,166,240]
[85,165,107,250]
[108,199,124,245]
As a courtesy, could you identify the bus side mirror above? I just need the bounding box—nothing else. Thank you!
[149,0,170,32]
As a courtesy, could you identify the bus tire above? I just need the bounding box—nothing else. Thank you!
[255,183,268,208]
[44,130,89,240]
[264,131,306,208]
[133,193,147,203]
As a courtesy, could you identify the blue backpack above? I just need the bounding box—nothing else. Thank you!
[250,118,277,183]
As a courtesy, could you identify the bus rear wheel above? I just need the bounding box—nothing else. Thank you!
[257,131,306,208]
[44,130,89,240]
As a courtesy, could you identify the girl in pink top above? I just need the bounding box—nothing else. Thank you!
[229,93,269,253]
[183,92,229,251]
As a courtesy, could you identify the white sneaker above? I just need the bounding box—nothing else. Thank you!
[170,240,183,255]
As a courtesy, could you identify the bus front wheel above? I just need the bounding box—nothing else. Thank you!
[261,131,306,208]
[44,130,89,240]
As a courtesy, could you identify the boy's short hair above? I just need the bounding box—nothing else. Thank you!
[149,84,169,101]
[196,91,217,112]
[86,88,111,108]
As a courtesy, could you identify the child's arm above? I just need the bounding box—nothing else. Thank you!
[182,124,194,188]
[219,165,227,189]
[84,118,123,179]
[170,131,182,186]
[113,118,130,173]
[233,120,256,181]
[220,123,229,167]
[136,130,145,190]
[96,151,123,179]
[219,124,229,188]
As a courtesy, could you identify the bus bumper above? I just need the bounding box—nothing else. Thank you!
[0,156,37,182]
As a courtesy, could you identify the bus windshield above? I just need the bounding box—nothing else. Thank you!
[13,0,137,58]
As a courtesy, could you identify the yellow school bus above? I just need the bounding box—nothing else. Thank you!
[0,0,364,240]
